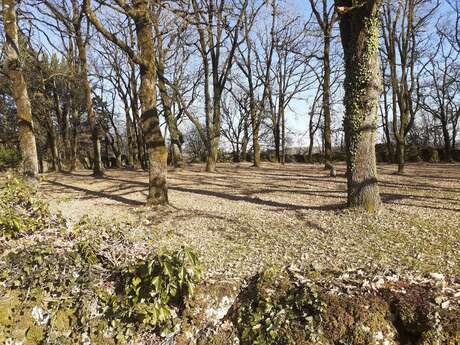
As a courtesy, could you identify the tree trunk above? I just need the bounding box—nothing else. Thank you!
[206,89,222,172]
[131,95,143,169]
[241,115,249,162]
[397,141,405,174]
[134,3,168,205]
[75,28,104,176]
[308,138,314,160]
[124,105,135,167]
[252,108,261,167]
[3,0,39,179]
[337,0,382,212]
[206,135,219,172]
[48,129,61,172]
[158,75,183,168]
[253,124,261,167]
[323,34,333,169]
[281,105,286,165]
[441,121,452,162]
[69,110,79,171]
[274,124,280,163]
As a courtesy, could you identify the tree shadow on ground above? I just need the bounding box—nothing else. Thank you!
[90,176,346,211]
[45,180,144,206]
[43,170,459,213]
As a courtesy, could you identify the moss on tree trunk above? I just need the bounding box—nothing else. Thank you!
[3,0,39,179]
[337,0,382,212]
[134,1,169,205]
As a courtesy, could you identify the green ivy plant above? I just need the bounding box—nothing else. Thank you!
[100,248,201,337]
[235,269,327,345]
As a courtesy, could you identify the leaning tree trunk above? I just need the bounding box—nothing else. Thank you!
[135,5,168,205]
[3,0,39,179]
[337,0,382,212]
[75,29,104,177]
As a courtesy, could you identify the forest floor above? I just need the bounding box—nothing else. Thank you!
[41,162,460,284]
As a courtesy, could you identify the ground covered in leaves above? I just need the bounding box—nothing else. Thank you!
[41,162,460,282]
[1,162,459,344]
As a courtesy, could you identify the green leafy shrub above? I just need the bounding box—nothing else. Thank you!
[0,176,61,238]
[101,248,201,337]
[0,241,201,343]
[0,147,21,171]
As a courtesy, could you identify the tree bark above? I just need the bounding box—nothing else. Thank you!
[323,33,333,169]
[3,0,39,179]
[206,87,222,172]
[441,120,452,161]
[252,117,261,167]
[241,115,249,162]
[396,141,405,174]
[69,108,79,171]
[134,1,168,205]
[157,68,183,168]
[337,0,382,212]
[75,27,104,176]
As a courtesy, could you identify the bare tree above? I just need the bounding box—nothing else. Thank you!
[234,0,266,167]
[38,0,105,175]
[182,0,248,172]
[308,0,337,170]
[380,0,438,174]
[419,33,460,161]
[84,0,169,205]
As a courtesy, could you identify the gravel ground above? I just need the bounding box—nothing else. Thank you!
[41,162,460,283]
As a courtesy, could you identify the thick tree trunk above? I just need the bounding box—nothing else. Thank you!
[75,30,104,176]
[134,3,168,205]
[3,0,39,179]
[206,135,219,172]
[337,0,382,212]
